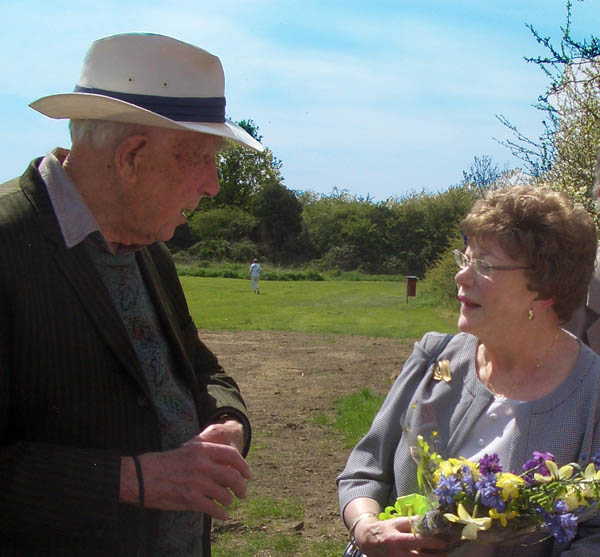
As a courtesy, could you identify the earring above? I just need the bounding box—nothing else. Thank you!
[528,308,535,320]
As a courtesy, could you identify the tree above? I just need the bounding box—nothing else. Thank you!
[461,155,502,196]
[497,0,600,179]
[197,121,284,212]
[252,183,303,255]
[496,0,600,226]
[543,61,600,218]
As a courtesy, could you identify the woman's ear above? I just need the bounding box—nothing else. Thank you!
[532,296,555,316]
[113,134,149,183]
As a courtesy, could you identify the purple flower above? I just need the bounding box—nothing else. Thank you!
[523,451,555,484]
[420,509,446,536]
[479,453,502,475]
[434,474,462,507]
[461,465,476,496]
[590,449,600,468]
[554,500,568,514]
[540,509,578,545]
[536,504,579,545]
[476,473,506,512]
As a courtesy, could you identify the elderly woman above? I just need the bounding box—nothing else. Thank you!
[337,186,600,556]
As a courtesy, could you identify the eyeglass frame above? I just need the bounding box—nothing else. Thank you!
[452,249,532,278]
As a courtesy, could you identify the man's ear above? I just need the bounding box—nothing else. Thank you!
[114,134,149,183]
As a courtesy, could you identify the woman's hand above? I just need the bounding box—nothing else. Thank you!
[353,515,448,556]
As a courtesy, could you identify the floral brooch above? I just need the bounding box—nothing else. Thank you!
[433,359,452,383]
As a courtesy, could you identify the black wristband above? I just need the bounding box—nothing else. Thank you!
[132,455,144,508]
[131,455,146,556]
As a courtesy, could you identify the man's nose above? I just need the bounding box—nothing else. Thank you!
[203,160,220,198]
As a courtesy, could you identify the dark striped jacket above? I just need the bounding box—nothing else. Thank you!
[0,158,251,555]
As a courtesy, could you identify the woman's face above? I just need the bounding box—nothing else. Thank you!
[455,237,538,341]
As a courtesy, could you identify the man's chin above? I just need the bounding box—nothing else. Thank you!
[156,226,177,244]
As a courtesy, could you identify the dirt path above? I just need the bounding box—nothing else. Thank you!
[199,330,416,547]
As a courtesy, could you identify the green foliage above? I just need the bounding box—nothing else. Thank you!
[187,239,231,261]
[498,0,600,226]
[236,118,263,141]
[385,187,476,277]
[421,234,465,308]
[173,119,479,273]
[252,182,304,256]
[205,136,283,211]
[299,187,476,276]
[229,240,260,263]
[542,60,600,228]
[174,260,327,281]
[187,206,257,242]
[332,388,385,447]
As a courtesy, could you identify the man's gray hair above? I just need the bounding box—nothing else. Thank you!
[69,119,147,149]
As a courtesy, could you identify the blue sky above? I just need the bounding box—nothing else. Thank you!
[2,0,599,201]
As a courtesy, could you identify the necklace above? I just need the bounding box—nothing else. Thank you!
[479,330,561,398]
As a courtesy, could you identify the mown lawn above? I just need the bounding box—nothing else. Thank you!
[180,276,458,338]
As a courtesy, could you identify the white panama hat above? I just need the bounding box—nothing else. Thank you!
[29,33,263,152]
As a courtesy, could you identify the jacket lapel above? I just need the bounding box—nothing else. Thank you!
[136,249,199,395]
[20,161,152,396]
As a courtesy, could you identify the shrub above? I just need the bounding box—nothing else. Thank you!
[422,234,464,307]
[229,241,260,263]
[187,207,257,242]
[188,239,231,261]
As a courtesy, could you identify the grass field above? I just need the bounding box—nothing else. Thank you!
[181,276,458,338]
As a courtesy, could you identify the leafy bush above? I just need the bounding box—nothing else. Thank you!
[187,207,257,242]
[229,241,260,263]
[188,239,231,261]
[421,234,464,308]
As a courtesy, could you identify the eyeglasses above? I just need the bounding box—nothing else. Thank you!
[453,249,532,278]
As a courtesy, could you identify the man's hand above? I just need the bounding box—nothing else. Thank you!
[120,436,252,520]
[198,417,245,454]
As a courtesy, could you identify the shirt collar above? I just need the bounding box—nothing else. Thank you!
[39,148,104,249]
[39,149,140,254]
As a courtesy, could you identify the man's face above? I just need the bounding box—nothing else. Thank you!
[123,129,221,244]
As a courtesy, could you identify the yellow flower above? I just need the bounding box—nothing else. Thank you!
[434,458,479,483]
[535,460,574,483]
[560,487,588,511]
[444,503,492,540]
[496,473,525,500]
[489,508,518,527]
[583,462,600,481]
[580,463,600,499]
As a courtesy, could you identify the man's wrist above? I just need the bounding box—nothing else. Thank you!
[119,456,138,504]
[212,412,240,424]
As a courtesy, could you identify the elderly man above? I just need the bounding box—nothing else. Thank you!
[564,149,600,352]
[0,33,261,555]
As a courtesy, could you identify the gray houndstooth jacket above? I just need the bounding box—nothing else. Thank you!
[337,332,600,556]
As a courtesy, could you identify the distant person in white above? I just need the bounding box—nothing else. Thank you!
[249,259,262,294]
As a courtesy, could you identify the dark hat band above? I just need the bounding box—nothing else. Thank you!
[74,85,226,123]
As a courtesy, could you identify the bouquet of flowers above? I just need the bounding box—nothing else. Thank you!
[379,435,600,548]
